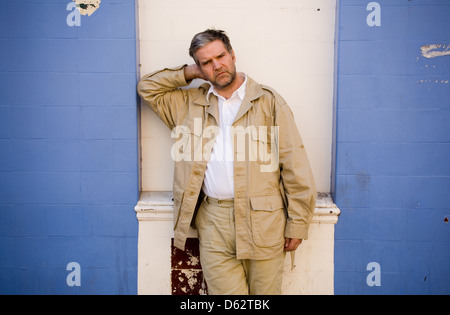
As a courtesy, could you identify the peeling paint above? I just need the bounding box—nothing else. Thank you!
[416,79,449,85]
[172,269,208,295]
[416,80,450,86]
[171,238,208,295]
[74,0,101,16]
[188,256,200,267]
[421,44,450,59]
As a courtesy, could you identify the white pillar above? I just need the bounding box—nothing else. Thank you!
[282,194,341,295]
[135,192,340,295]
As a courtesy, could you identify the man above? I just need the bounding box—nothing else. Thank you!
[138,29,317,295]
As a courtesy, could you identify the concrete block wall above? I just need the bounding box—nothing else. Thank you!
[0,0,139,294]
[333,0,450,294]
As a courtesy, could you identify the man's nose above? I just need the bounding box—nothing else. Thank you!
[212,59,221,70]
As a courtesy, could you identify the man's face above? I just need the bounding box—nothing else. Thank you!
[195,40,237,90]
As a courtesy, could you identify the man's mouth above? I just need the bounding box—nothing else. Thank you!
[216,72,227,78]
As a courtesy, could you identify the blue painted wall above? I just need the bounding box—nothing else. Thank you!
[334,0,450,294]
[1,0,449,296]
[0,0,139,294]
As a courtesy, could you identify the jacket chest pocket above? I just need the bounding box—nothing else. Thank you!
[250,195,286,248]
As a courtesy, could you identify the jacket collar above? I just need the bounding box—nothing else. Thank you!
[206,74,247,103]
[193,76,265,124]
[234,76,265,124]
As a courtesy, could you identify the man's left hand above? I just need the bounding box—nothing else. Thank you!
[284,238,302,252]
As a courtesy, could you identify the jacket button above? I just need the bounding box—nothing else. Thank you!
[193,171,200,176]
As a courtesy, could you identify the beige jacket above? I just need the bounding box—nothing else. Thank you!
[138,65,317,260]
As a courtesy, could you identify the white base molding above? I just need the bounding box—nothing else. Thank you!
[135,192,340,295]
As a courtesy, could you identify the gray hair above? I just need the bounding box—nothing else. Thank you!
[189,29,234,65]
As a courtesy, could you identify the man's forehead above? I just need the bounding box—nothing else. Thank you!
[196,40,228,60]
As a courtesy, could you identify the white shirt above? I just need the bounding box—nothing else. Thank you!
[202,75,248,200]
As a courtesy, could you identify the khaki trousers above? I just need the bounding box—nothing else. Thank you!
[195,196,285,295]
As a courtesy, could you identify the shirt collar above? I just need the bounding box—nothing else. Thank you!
[207,74,247,102]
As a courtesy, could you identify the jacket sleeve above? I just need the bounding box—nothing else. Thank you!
[276,103,317,240]
[137,65,190,130]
